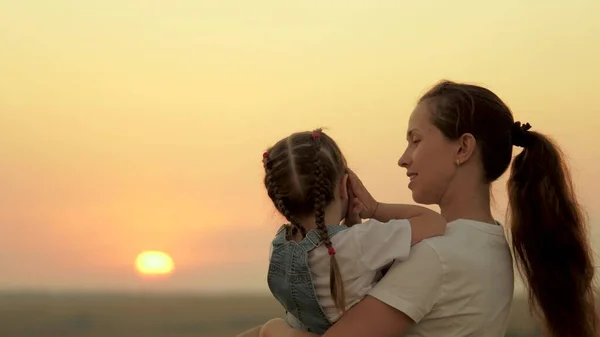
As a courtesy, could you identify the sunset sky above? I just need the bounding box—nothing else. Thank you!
[1,0,599,294]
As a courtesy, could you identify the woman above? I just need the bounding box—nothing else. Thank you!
[260,80,596,337]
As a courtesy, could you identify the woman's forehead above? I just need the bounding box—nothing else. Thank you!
[408,103,431,128]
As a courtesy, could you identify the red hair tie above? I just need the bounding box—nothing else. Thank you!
[312,132,320,139]
[262,151,269,159]
[327,247,336,256]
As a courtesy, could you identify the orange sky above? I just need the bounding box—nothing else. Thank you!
[1,0,599,293]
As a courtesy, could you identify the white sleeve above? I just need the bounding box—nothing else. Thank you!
[367,241,443,323]
[351,219,412,272]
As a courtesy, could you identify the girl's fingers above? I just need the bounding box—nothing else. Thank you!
[348,171,369,196]
[348,168,364,187]
[353,198,365,213]
[348,177,364,197]
[347,180,355,199]
[259,318,293,337]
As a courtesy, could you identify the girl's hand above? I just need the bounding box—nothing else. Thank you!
[259,318,317,337]
[347,168,378,219]
[343,178,363,227]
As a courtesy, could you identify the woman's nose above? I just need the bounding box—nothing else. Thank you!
[398,153,410,168]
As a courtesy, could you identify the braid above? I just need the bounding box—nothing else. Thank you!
[312,137,329,243]
[277,198,306,238]
[264,152,306,239]
[311,130,346,313]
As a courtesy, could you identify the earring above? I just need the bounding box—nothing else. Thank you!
[456,159,461,166]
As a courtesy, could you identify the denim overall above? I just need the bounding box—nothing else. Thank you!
[267,224,348,334]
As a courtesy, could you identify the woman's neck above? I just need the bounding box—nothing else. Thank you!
[439,182,496,225]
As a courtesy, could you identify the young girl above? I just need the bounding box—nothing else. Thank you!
[253,128,446,335]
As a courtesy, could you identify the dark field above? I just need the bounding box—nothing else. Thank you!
[0,293,547,337]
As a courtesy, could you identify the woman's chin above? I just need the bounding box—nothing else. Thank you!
[411,189,422,203]
[411,190,435,205]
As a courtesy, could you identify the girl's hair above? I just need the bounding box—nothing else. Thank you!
[262,128,347,312]
[419,80,597,337]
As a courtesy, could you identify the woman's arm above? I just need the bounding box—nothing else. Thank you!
[260,319,318,337]
[259,304,413,337]
[324,296,414,337]
[330,242,443,337]
[262,242,443,337]
[235,325,262,337]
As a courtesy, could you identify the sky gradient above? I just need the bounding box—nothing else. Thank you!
[1,0,599,294]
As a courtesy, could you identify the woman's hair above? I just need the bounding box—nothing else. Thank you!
[262,128,347,312]
[419,80,596,336]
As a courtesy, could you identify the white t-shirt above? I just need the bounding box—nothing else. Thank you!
[368,219,514,337]
[307,219,412,322]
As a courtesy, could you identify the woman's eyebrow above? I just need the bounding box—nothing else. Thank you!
[406,128,419,139]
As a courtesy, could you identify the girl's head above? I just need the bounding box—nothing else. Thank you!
[262,128,349,228]
[263,128,348,311]
[400,80,596,336]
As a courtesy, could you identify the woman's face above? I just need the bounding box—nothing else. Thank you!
[398,102,459,205]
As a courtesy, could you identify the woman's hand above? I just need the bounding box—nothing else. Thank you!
[347,169,379,219]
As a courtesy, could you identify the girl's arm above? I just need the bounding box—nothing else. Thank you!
[342,179,363,227]
[372,203,446,245]
[371,202,435,223]
[347,169,446,245]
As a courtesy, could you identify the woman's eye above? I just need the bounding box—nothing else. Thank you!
[412,139,421,144]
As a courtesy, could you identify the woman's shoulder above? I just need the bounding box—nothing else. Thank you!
[425,219,510,256]
[371,220,512,289]
[411,220,513,293]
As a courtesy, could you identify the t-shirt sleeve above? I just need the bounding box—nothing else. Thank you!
[352,219,412,272]
[367,241,443,323]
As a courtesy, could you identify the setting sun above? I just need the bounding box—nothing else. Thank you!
[135,251,175,276]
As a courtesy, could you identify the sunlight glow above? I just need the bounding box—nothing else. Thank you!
[135,251,175,276]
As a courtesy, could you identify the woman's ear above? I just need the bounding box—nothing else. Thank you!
[339,173,349,201]
[456,133,477,165]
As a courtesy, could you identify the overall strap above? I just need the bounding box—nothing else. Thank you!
[271,224,288,247]
[300,225,347,252]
